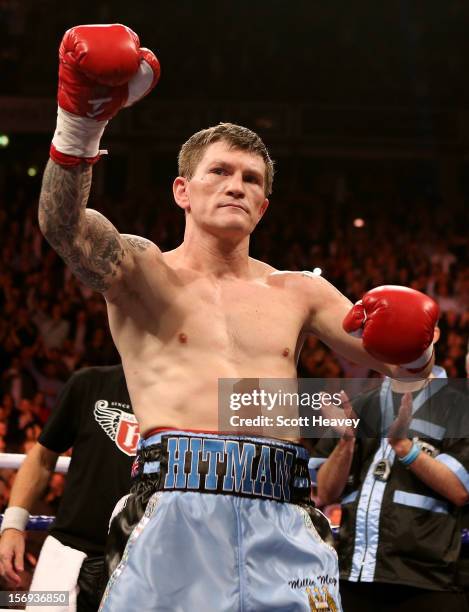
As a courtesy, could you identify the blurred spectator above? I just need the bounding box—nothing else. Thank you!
[0,479,9,513]
[82,328,118,367]
[43,474,66,515]
[0,421,7,445]
[30,391,50,425]
[430,239,457,274]
[26,359,65,412]
[1,356,37,406]
[434,279,465,314]
[72,310,88,356]
[0,146,466,602]
[11,307,38,350]
[60,340,80,374]
[33,303,70,350]
[0,393,15,432]
[7,398,38,449]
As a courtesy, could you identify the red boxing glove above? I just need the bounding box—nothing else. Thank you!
[343,285,439,372]
[51,24,160,166]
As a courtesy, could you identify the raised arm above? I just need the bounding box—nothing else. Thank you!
[38,24,160,293]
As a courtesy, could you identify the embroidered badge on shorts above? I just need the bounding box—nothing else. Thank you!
[306,586,338,611]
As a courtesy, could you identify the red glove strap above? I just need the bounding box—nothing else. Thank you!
[50,144,101,167]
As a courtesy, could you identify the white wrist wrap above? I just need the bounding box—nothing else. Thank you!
[0,506,30,533]
[52,107,108,158]
[402,343,433,371]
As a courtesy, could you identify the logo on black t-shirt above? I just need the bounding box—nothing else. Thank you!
[94,400,140,456]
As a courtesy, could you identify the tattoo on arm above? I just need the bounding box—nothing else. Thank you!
[38,160,126,292]
[121,235,154,252]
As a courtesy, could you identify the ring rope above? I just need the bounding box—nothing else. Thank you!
[0,452,69,531]
[0,453,70,473]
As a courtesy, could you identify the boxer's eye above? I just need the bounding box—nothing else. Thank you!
[211,167,226,175]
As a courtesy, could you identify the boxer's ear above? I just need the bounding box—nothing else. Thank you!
[433,326,440,344]
[259,198,269,219]
[173,177,190,211]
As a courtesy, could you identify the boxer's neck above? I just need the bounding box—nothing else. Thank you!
[179,231,252,278]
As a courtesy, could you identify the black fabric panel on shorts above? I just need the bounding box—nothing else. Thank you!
[76,555,105,612]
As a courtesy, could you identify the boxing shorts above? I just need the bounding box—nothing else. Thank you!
[100,430,342,611]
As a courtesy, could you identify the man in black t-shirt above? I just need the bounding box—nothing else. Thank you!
[0,365,138,612]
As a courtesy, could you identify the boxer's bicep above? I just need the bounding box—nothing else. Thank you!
[39,160,133,293]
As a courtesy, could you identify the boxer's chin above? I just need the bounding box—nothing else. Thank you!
[208,217,252,239]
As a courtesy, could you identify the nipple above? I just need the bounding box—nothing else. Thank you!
[282,348,290,358]
[178,332,188,344]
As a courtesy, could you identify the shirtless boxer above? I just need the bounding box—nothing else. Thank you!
[37,24,438,611]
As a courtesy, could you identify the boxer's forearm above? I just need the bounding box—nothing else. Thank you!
[8,443,58,511]
[316,439,355,506]
[38,160,127,293]
[38,160,91,244]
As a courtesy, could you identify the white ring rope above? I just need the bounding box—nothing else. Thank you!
[0,453,70,473]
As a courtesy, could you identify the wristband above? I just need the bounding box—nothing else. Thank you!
[0,506,30,533]
[398,442,421,467]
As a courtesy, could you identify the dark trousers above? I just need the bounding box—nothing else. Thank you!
[76,555,106,612]
[340,580,469,612]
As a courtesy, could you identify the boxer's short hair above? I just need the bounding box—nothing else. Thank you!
[178,123,274,195]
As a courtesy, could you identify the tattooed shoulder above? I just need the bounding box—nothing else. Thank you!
[122,234,154,252]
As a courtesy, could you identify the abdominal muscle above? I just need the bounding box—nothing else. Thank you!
[121,349,300,440]
[107,259,309,442]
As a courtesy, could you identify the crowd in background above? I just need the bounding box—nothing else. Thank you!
[0,0,468,602]
[0,159,466,597]
[1,164,468,466]
[0,165,467,558]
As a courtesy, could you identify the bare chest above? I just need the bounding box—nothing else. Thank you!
[149,276,307,359]
[196,284,298,346]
